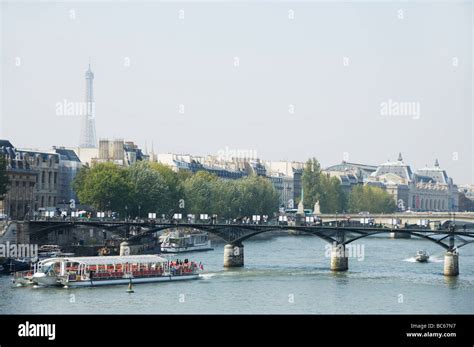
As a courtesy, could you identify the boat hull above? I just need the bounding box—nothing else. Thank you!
[12,277,35,286]
[160,241,213,253]
[31,273,61,286]
[416,256,429,263]
[62,274,200,287]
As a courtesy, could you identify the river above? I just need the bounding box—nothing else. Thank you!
[0,234,473,314]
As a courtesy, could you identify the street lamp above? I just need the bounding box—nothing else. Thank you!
[138,205,141,219]
[125,205,128,221]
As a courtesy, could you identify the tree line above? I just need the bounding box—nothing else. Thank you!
[72,158,397,218]
[73,161,279,219]
[301,158,396,214]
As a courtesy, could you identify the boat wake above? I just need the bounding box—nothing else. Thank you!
[403,256,443,263]
[403,257,417,263]
[199,273,216,280]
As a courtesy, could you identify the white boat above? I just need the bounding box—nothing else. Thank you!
[12,257,64,286]
[415,250,429,263]
[28,255,203,288]
[38,245,62,259]
[160,230,213,253]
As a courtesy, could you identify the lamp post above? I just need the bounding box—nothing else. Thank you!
[138,205,141,220]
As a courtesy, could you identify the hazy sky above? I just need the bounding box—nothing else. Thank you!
[1,1,473,183]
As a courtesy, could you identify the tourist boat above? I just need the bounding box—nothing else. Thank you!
[160,230,213,253]
[18,255,202,288]
[415,250,429,263]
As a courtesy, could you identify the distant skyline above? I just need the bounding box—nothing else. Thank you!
[1,1,472,183]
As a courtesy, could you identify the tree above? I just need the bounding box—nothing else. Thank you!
[348,185,396,213]
[238,175,279,216]
[182,171,219,214]
[149,162,187,217]
[301,158,346,213]
[128,161,171,217]
[73,162,132,214]
[319,175,346,213]
[181,172,279,218]
[0,155,8,199]
[301,158,322,208]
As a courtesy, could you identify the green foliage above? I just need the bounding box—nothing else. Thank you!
[0,155,8,199]
[73,163,132,214]
[128,161,171,216]
[182,171,219,214]
[152,169,279,218]
[302,158,346,213]
[73,162,280,218]
[348,185,397,213]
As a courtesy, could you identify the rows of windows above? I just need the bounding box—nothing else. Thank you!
[411,196,447,211]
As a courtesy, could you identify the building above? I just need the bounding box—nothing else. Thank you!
[458,185,474,211]
[72,147,99,167]
[0,140,63,218]
[79,62,97,148]
[53,147,82,204]
[0,140,36,219]
[19,150,60,212]
[264,161,304,208]
[92,139,147,167]
[322,170,360,196]
[323,162,370,195]
[412,159,459,211]
[156,153,247,179]
[367,154,458,212]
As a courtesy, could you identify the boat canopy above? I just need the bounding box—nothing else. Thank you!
[56,255,168,265]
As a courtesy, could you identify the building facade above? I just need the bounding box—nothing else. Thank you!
[92,139,147,167]
[367,154,459,212]
[0,140,36,219]
[264,161,304,208]
[0,141,62,218]
[54,147,82,204]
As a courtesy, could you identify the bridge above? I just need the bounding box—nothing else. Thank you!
[22,218,474,277]
[317,212,474,227]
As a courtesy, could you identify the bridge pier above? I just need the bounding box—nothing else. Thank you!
[443,251,459,276]
[120,241,130,256]
[389,231,411,239]
[330,244,348,271]
[223,243,244,267]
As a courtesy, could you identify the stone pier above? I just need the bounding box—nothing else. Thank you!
[120,241,130,256]
[389,231,411,239]
[223,243,244,267]
[443,251,459,276]
[330,244,348,271]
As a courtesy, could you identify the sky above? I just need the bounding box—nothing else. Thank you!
[1,0,473,183]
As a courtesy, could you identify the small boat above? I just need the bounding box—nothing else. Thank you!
[415,250,429,263]
[12,257,62,286]
[160,230,213,253]
[38,245,62,259]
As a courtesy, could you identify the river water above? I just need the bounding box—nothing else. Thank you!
[0,235,473,314]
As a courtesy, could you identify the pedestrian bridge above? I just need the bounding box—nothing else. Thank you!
[24,219,474,276]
